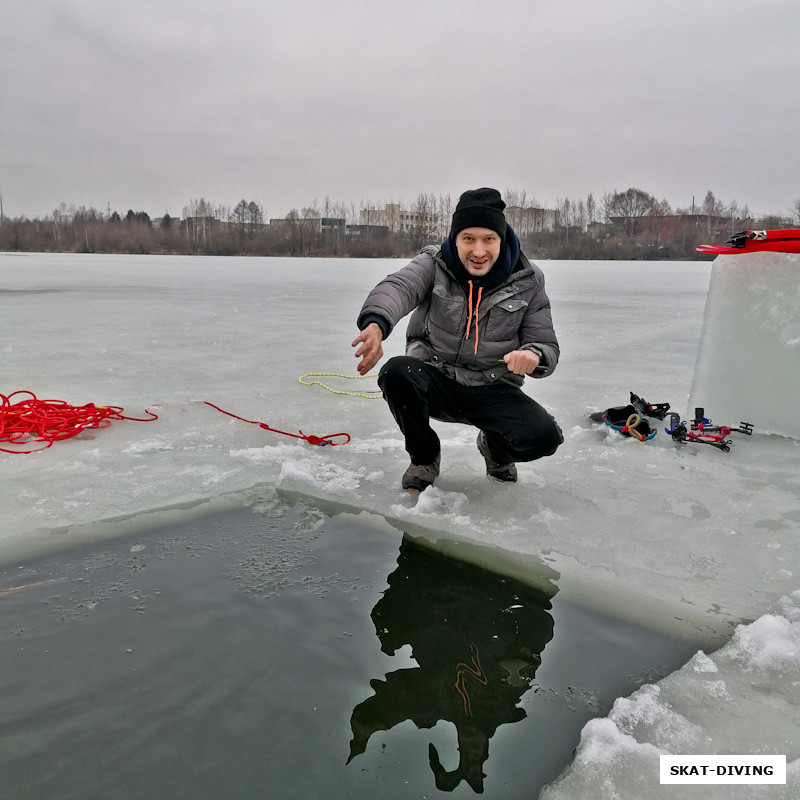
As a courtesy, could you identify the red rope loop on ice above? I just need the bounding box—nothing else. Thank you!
[0,390,158,454]
[203,401,350,446]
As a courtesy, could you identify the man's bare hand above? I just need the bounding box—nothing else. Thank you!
[503,349,540,376]
[352,323,384,375]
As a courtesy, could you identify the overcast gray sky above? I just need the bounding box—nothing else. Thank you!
[2,0,799,220]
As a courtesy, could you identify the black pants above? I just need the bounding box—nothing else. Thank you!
[378,356,563,466]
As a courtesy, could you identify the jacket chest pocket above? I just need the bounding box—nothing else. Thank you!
[484,298,529,338]
[428,284,465,332]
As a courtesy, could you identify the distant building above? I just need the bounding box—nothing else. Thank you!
[505,206,558,235]
[346,224,389,239]
[152,213,177,229]
[266,216,347,253]
[586,221,607,238]
[269,217,346,237]
[359,203,440,239]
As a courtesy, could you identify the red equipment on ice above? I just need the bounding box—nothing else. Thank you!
[697,229,800,255]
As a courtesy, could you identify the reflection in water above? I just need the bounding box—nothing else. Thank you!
[348,535,558,793]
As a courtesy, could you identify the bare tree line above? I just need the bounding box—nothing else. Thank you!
[1,188,798,260]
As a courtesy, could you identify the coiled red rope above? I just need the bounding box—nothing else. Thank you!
[203,401,350,446]
[0,390,158,454]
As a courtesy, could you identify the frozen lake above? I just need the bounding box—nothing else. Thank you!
[2,252,799,797]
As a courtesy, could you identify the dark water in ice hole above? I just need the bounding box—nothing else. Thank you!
[0,501,701,799]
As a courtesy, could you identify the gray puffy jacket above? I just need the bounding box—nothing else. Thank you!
[358,245,559,387]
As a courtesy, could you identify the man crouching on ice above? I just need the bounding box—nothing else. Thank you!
[352,187,563,492]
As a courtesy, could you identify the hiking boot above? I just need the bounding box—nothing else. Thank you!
[402,452,441,492]
[477,432,518,482]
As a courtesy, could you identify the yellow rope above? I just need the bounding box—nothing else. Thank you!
[298,372,383,399]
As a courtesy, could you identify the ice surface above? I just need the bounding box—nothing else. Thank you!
[691,251,800,438]
[3,252,800,797]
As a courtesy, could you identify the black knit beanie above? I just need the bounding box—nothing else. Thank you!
[449,187,507,241]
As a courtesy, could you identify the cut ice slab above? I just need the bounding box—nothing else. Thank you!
[690,251,800,438]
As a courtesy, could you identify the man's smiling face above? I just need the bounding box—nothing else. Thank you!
[455,227,502,277]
